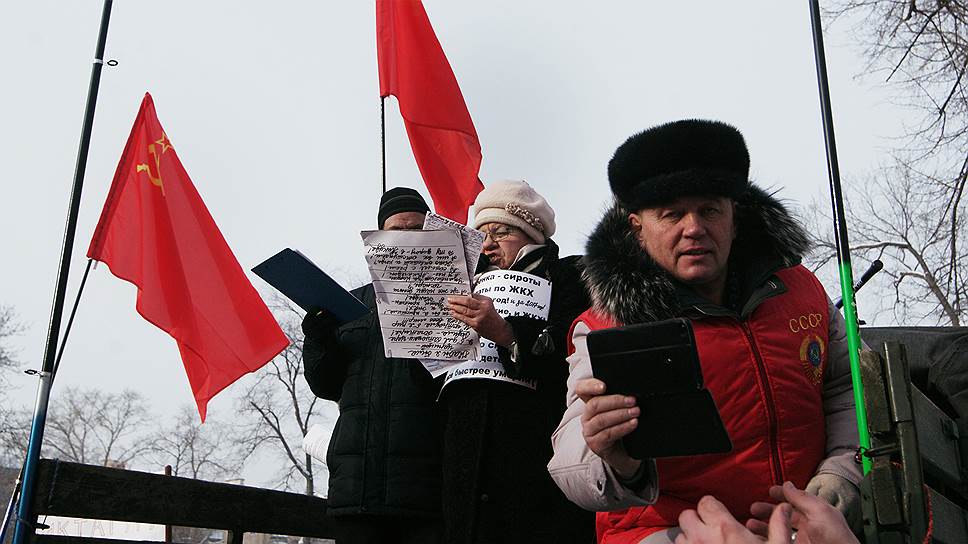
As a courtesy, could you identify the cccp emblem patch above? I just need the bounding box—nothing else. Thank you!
[799,334,825,385]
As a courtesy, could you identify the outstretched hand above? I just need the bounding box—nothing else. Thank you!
[676,495,793,544]
[804,473,861,530]
[576,378,641,478]
[747,481,860,544]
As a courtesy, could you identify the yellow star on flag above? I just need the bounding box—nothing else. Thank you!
[155,132,173,154]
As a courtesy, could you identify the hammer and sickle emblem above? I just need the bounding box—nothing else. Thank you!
[136,134,171,196]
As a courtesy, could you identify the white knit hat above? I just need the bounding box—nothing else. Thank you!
[471,180,556,243]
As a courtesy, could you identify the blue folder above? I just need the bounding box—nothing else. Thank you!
[252,248,369,324]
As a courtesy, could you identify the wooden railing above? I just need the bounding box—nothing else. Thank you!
[23,459,334,544]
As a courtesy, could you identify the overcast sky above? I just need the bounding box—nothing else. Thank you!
[1,1,906,486]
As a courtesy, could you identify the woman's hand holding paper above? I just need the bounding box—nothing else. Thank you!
[447,294,514,347]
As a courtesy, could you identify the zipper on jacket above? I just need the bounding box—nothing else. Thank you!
[740,322,783,486]
[359,303,378,512]
[382,350,393,508]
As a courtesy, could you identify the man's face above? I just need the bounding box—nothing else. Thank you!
[382,211,426,231]
[479,222,535,270]
[629,195,736,296]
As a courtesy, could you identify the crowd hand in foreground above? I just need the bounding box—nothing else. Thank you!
[676,482,860,544]
[804,473,861,530]
[747,481,860,544]
[676,495,794,544]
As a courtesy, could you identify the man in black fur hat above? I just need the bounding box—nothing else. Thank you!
[547,120,862,543]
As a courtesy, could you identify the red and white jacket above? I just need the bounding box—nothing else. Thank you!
[547,194,862,543]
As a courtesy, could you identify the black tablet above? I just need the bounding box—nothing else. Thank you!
[587,318,732,459]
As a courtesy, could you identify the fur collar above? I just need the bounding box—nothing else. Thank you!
[583,185,810,325]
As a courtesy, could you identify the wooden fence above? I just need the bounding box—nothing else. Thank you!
[23,460,334,544]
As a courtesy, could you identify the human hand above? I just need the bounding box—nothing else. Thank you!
[302,309,341,339]
[447,294,514,346]
[804,473,860,530]
[676,495,793,544]
[577,378,641,478]
[747,481,860,544]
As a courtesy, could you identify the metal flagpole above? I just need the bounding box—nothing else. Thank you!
[0,256,94,543]
[51,259,96,381]
[807,0,872,474]
[0,471,23,544]
[12,2,115,543]
[381,96,387,194]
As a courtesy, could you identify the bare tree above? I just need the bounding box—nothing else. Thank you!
[808,159,966,325]
[813,2,968,324]
[0,305,27,467]
[149,406,244,480]
[236,299,335,496]
[44,388,154,467]
[827,1,968,152]
[0,305,24,390]
[151,410,244,544]
[0,408,28,468]
[0,388,156,469]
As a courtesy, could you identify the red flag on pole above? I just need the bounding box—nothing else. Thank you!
[87,93,289,421]
[377,0,484,223]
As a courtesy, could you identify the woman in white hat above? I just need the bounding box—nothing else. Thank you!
[441,180,595,543]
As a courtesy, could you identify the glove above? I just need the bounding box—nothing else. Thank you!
[301,309,341,340]
[805,473,861,531]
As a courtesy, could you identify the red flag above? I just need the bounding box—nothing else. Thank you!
[377,0,484,223]
[87,93,289,421]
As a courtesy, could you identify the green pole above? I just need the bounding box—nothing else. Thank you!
[808,0,871,474]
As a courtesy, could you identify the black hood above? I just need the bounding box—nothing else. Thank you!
[583,185,811,325]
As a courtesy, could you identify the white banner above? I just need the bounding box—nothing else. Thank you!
[440,269,552,391]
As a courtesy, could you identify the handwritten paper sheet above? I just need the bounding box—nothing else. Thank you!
[439,270,553,389]
[422,211,486,279]
[361,229,478,361]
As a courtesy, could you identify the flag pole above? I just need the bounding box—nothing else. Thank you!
[381,96,387,194]
[51,259,96,380]
[0,256,91,542]
[0,471,22,544]
[807,0,871,474]
[12,2,115,543]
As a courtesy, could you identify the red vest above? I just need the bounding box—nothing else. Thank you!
[574,266,830,544]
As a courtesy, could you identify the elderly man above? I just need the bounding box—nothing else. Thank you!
[547,120,862,544]
[441,180,595,543]
[302,187,442,544]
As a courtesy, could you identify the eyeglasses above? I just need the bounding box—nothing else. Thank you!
[480,226,519,242]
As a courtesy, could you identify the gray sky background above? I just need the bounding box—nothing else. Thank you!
[1,1,908,486]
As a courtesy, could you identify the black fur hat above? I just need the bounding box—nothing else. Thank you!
[607,119,751,210]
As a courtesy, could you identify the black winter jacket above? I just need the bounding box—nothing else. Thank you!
[302,284,442,518]
[439,241,596,544]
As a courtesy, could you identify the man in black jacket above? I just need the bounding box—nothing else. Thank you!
[302,187,442,544]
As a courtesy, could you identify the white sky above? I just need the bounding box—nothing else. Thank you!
[1,1,907,485]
